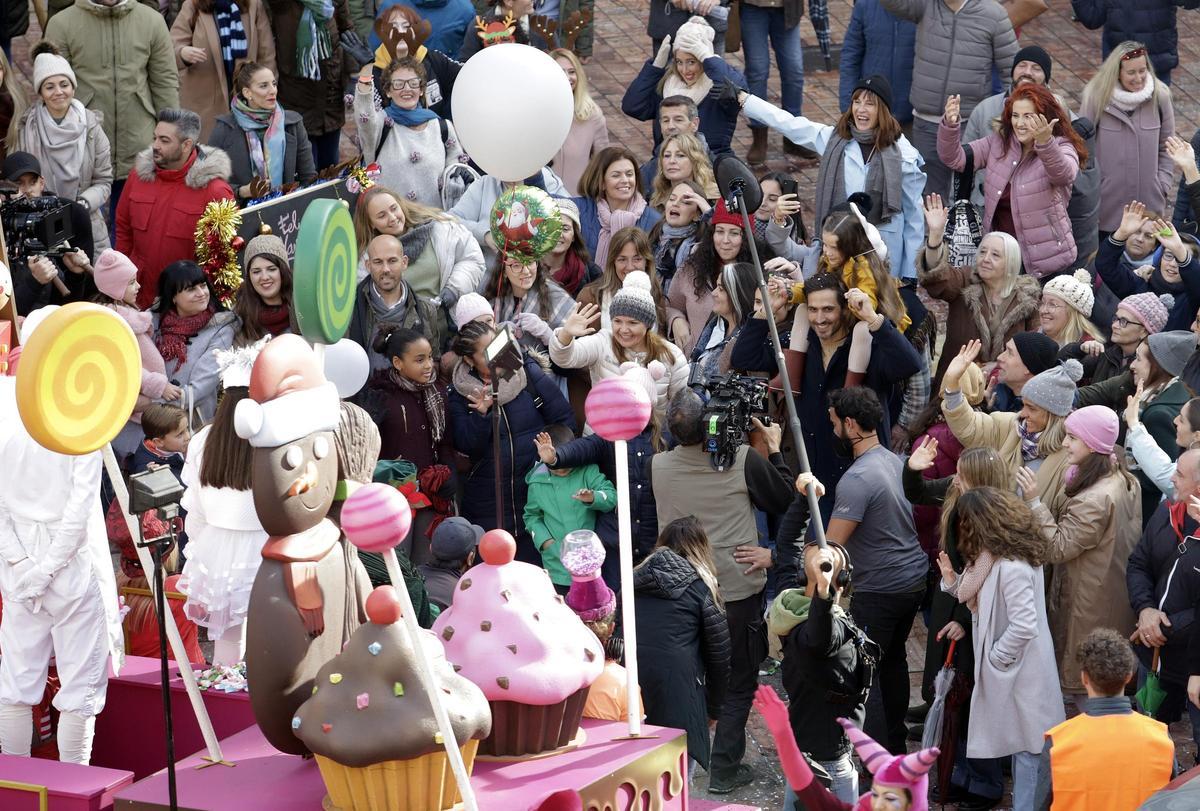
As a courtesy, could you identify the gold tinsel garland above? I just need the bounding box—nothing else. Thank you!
[194,200,244,305]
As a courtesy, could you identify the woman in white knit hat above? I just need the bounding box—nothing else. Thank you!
[1040,268,1105,349]
[15,42,113,252]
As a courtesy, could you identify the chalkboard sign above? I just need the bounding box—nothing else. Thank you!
[236,178,361,264]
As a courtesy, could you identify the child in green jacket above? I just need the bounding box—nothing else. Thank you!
[525,425,617,590]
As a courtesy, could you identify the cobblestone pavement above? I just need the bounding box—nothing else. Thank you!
[13,0,1200,806]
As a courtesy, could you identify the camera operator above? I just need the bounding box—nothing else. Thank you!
[648,388,795,794]
[2,152,95,315]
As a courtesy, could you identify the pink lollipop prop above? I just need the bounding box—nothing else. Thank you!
[583,376,652,736]
[341,484,477,810]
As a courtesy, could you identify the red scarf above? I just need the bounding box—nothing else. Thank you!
[1170,499,1190,545]
[552,251,589,296]
[259,304,291,336]
[157,308,215,371]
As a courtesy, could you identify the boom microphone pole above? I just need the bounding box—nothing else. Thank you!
[715,154,827,547]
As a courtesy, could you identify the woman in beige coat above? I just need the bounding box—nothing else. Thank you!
[1020,405,1141,697]
[170,0,276,141]
[939,339,1077,515]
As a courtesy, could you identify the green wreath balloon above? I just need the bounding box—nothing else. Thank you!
[489,185,563,264]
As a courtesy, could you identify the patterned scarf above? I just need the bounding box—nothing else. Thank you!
[157,308,215,371]
[451,358,528,406]
[390,368,446,444]
[947,548,997,613]
[1017,418,1041,462]
[231,97,286,188]
[213,0,248,85]
[653,221,699,284]
[296,0,334,81]
[595,195,647,270]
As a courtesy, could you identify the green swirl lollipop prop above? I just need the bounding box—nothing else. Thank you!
[489,185,563,263]
[293,199,357,344]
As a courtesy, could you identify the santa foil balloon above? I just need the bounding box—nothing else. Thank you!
[489,185,562,264]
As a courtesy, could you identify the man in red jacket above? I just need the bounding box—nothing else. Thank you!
[116,108,233,309]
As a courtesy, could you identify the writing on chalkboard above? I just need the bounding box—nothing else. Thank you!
[276,211,300,260]
[237,179,361,266]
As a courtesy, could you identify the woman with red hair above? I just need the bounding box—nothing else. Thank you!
[937,83,1086,279]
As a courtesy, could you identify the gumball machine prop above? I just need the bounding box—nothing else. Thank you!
[584,373,653,737]
[341,483,479,811]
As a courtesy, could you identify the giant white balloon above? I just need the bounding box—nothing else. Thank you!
[452,44,574,182]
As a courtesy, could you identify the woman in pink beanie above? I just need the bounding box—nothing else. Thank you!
[1018,403,1141,702]
[93,249,181,415]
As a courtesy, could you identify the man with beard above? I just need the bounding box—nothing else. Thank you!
[824,385,927,755]
[115,109,233,308]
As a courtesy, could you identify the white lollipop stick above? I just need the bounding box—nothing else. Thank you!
[613,439,641,737]
[381,549,478,811]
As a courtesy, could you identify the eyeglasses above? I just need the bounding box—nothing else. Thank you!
[1040,300,1065,311]
[1113,316,1137,329]
[388,79,422,91]
[1121,47,1148,62]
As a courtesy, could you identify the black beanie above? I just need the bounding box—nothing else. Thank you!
[1012,331,1059,376]
[1012,45,1052,83]
[852,74,893,113]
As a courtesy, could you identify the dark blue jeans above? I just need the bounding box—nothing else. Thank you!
[739,4,803,129]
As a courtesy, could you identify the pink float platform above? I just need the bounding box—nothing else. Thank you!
[691,802,761,811]
[113,718,691,810]
[91,656,256,779]
[0,754,134,811]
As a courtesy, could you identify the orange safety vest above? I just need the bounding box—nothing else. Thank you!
[1046,710,1174,810]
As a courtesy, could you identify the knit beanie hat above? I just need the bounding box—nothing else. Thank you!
[452,293,493,329]
[673,16,715,54]
[710,197,743,229]
[1148,330,1197,377]
[1021,359,1083,417]
[1120,292,1174,335]
[555,198,582,232]
[1012,331,1059,376]
[1065,405,1119,455]
[1012,45,1052,82]
[33,52,76,92]
[563,532,616,623]
[93,249,138,302]
[838,718,939,811]
[242,234,289,269]
[1041,269,1094,317]
[608,271,657,328]
[851,74,893,112]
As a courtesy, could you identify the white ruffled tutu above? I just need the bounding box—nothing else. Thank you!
[178,526,266,636]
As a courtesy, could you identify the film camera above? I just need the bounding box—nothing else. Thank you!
[692,370,770,470]
[0,194,74,267]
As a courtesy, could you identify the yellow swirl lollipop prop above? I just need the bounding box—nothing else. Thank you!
[293,198,357,344]
[16,303,141,455]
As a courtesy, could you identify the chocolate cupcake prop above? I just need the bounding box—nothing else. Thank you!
[294,585,490,810]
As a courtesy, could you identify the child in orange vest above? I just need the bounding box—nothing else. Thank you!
[1033,628,1174,810]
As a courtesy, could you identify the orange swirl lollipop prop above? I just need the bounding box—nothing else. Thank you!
[16,303,141,455]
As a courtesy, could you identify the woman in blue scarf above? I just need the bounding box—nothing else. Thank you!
[208,61,317,202]
[353,56,469,210]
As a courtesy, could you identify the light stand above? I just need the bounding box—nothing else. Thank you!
[716,155,827,547]
[484,326,525,530]
[130,466,187,811]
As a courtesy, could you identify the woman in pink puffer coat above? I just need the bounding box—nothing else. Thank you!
[937,83,1085,279]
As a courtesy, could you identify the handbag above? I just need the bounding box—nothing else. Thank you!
[945,144,983,267]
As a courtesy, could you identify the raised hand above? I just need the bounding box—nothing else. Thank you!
[923,193,949,241]
[943,95,961,126]
[773,192,802,225]
[653,36,673,69]
[560,302,600,339]
[1166,135,1199,178]
[845,287,877,323]
[1016,466,1039,502]
[942,338,982,390]
[1114,200,1148,242]
[1031,113,1059,146]
[1151,218,1188,262]
[1126,380,1145,428]
[937,551,957,588]
[907,435,939,471]
[533,431,556,465]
